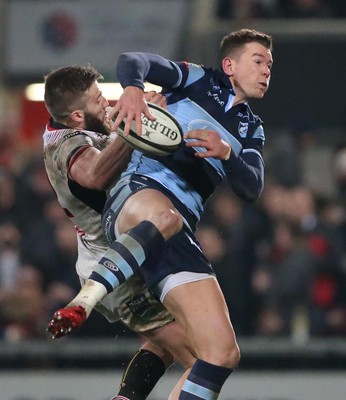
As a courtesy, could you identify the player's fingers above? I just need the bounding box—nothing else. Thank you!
[142,104,156,122]
[144,90,156,101]
[185,129,211,141]
[107,106,117,121]
[185,140,208,148]
[146,92,167,108]
[128,112,143,137]
[121,110,138,136]
[112,111,127,134]
[194,150,213,158]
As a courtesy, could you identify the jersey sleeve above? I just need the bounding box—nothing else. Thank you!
[116,52,190,90]
[55,132,94,178]
[222,140,265,203]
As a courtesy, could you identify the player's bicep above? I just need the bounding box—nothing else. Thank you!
[68,146,100,188]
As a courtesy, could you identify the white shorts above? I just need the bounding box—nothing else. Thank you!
[156,271,215,302]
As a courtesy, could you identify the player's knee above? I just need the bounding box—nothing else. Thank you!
[205,339,241,369]
[228,341,241,368]
[225,340,241,368]
[155,209,183,240]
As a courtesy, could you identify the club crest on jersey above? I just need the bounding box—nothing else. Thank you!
[238,122,248,137]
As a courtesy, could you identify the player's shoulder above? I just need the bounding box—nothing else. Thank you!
[242,103,263,126]
[233,103,265,141]
[174,61,207,87]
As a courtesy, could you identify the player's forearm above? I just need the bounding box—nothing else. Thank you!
[70,137,132,190]
[223,151,264,202]
[91,135,132,189]
[117,52,179,89]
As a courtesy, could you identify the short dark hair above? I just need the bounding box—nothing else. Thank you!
[219,29,273,63]
[44,64,103,121]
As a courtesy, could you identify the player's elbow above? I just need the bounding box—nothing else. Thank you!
[233,179,264,203]
[86,175,115,191]
[73,168,112,191]
[88,179,108,191]
[243,189,261,203]
[246,181,264,202]
[118,52,147,68]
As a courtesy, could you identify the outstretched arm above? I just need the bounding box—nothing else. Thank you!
[109,52,183,136]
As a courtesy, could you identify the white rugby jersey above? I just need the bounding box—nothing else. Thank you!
[43,119,174,330]
[43,119,113,278]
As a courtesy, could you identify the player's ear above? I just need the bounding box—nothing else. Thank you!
[70,109,84,123]
[222,57,233,77]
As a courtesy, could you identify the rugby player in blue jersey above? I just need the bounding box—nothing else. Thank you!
[51,28,273,399]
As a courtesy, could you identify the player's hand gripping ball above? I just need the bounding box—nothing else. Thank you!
[46,306,87,339]
[116,103,183,156]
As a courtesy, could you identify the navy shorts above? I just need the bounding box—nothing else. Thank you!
[102,174,214,288]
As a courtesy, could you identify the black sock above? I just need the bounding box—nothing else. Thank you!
[180,358,233,399]
[114,349,166,400]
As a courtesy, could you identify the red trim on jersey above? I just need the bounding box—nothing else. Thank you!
[111,397,130,400]
[74,225,86,237]
[47,122,56,131]
[182,60,190,71]
[67,145,92,179]
[63,207,74,218]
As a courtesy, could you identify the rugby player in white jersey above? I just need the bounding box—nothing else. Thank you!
[43,65,195,400]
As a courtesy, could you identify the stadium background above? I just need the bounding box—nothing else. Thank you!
[0,0,346,399]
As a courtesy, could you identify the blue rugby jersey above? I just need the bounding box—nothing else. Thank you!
[114,52,265,223]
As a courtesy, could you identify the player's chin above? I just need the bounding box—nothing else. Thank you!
[257,87,268,98]
[251,92,265,100]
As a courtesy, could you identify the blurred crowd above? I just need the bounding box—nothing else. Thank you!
[215,0,346,19]
[1,102,346,343]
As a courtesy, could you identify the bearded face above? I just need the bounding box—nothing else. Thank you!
[84,111,111,136]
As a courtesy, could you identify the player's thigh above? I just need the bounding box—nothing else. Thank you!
[163,278,237,359]
[143,320,196,369]
[117,188,181,232]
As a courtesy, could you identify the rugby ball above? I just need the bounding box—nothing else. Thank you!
[117,103,183,156]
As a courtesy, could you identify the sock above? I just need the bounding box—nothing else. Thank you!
[90,220,165,293]
[179,359,233,400]
[113,349,166,400]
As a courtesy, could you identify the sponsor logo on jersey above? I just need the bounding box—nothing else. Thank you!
[207,90,225,107]
[62,130,85,143]
[101,257,119,271]
[126,294,151,317]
